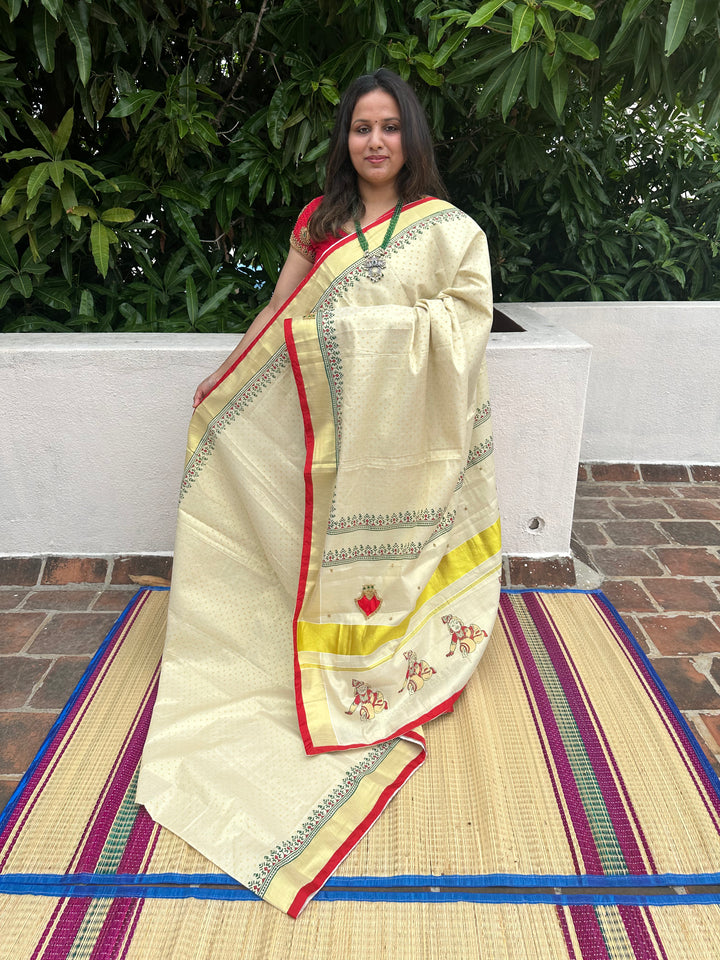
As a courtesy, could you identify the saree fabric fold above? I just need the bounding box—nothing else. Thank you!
[136,197,501,916]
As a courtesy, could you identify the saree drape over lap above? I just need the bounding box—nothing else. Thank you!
[136,197,501,916]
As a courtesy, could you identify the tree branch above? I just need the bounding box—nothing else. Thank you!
[215,0,271,126]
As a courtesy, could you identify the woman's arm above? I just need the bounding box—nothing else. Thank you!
[193,247,312,408]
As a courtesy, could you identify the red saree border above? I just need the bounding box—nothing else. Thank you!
[285,310,469,756]
[284,317,315,746]
[287,744,426,917]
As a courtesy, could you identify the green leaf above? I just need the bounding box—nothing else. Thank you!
[374,0,387,35]
[11,273,33,297]
[701,88,720,130]
[467,0,508,29]
[185,274,198,326]
[167,201,201,248]
[60,241,72,284]
[1,148,50,161]
[267,87,287,150]
[665,0,696,56]
[0,224,18,269]
[7,0,22,22]
[53,108,74,156]
[607,0,654,55]
[511,5,535,52]
[158,183,207,209]
[67,204,96,218]
[416,62,444,86]
[90,221,114,276]
[476,60,514,116]
[526,43,544,109]
[303,138,330,163]
[88,3,116,23]
[197,283,234,318]
[100,206,136,223]
[551,65,569,117]
[40,0,64,19]
[36,286,72,312]
[33,5,58,72]
[446,47,512,84]
[191,118,221,146]
[59,179,78,212]
[27,163,52,199]
[49,160,65,189]
[433,28,468,68]
[79,288,94,317]
[557,32,599,60]
[246,158,266,205]
[319,82,340,105]
[179,64,196,111]
[107,91,162,118]
[542,47,566,80]
[542,0,595,19]
[25,114,55,155]
[387,42,407,61]
[502,46,530,118]
[61,5,93,86]
[536,8,556,44]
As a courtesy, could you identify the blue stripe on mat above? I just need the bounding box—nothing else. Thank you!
[4,871,720,890]
[1,874,719,907]
[588,588,720,796]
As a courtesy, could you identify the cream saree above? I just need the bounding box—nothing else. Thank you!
[136,197,501,916]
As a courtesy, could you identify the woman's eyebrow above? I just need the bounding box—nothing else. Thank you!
[352,116,401,124]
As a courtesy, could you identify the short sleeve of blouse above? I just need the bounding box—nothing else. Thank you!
[290,196,324,263]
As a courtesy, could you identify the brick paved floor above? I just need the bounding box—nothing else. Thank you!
[1,465,719,812]
[573,463,720,777]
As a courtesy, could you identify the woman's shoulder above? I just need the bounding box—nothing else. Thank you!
[297,196,324,225]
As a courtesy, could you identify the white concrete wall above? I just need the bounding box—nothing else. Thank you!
[503,302,720,465]
[1,320,591,559]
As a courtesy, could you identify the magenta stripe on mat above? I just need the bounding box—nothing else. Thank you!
[502,609,582,876]
[117,806,159,875]
[592,594,720,831]
[555,904,580,960]
[525,593,652,875]
[0,592,151,871]
[73,671,159,874]
[500,596,604,874]
[31,896,92,960]
[567,904,612,959]
[537,595,657,874]
[89,897,144,960]
[619,905,670,960]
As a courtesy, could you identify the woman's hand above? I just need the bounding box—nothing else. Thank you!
[193,369,224,409]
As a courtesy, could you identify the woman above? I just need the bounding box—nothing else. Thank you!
[137,69,501,917]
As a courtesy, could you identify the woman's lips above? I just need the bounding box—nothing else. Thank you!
[366,156,387,163]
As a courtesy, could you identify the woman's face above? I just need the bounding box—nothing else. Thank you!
[347,89,405,196]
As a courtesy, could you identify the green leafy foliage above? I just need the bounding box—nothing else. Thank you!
[0,0,718,333]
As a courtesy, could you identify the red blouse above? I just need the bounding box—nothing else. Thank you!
[290,196,348,264]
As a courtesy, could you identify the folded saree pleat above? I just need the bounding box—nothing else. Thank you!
[137,197,501,916]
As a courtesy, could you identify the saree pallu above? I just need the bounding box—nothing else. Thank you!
[136,197,501,916]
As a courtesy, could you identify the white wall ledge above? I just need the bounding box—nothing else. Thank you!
[504,301,720,466]
[2,313,591,559]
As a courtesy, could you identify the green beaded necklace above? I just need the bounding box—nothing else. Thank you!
[354,199,403,283]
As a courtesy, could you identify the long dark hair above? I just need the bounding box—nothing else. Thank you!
[308,69,448,242]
